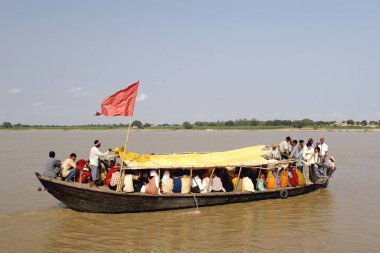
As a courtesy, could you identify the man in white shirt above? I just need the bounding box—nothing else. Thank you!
[318,137,329,164]
[279,136,291,159]
[89,140,111,183]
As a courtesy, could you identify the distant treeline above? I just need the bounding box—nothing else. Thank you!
[3,118,379,129]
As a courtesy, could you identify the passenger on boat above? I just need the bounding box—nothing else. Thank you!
[295,144,304,172]
[191,171,202,193]
[109,168,121,191]
[241,169,255,192]
[132,171,145,192]
[145,170,160,195]
[173,170,182,193]
[61,153,78,181]
[221,169,234,192]
[268,144,280,160]
[43,151,61,179]
[289,140,298,158]
[105,161,117,187]
[318,137,329,164]
[232,169,242,191]
[123,170,134,193]
[279,136,291,159]
[200,170,210,193]
[210,169,226,192]
[89,140,111,185]
[279,167,289,188]
[161,170,174,194]
[299,139,305,149]
[326,156,336,177]
[265,170,278,189]
[256,173,266,191]
[272,169,280,188]
[288,166,299,187]
[302,142,314,185]
[310,147,321,184]
[181,170,191,194]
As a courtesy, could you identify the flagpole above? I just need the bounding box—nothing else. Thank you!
[116,116,133,192]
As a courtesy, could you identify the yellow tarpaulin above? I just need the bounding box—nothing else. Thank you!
[113,145,281,169]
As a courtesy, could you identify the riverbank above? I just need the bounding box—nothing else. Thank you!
[1,126,380,132]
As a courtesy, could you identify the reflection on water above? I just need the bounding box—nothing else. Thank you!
[1,130,380,252]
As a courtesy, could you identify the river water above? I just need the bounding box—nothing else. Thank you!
[0,130,379,253]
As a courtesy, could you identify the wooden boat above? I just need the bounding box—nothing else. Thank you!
[36,145,332,213]
[35,173,328,213]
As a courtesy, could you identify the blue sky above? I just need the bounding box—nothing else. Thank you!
[1,0,380,125]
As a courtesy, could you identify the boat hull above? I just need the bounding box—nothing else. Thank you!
[36,173,327,213]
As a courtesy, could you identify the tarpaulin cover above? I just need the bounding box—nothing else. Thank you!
[113,145,282,170]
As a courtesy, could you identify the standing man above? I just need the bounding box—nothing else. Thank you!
[61,153,78,181]
[43,151,61,178]
[279,136,291,159]
[302,143,314,185]
[289,139,298,158]
[318,137,329,164]
[89,140,111,184]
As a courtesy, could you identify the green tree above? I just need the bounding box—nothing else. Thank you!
[361,120,368,126]
[224,120,235,126]
[2,122,12,128]
[131,120,143,128]
[346,119,355,125]
[143,123,152,128]
[183,122,192,129]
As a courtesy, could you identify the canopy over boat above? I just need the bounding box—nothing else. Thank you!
[113,145,291,170]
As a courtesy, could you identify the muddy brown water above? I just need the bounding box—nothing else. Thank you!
[0,130,379,253]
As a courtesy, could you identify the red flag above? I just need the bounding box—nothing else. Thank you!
[96,81,139,116]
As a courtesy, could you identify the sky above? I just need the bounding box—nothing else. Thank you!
[1,0,380,125]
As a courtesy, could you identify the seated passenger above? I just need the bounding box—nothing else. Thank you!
[181,171,191,194]
[105,161,117,186]
[279,167,289,188]
[61,153,78,181]
[108,169,120,191]
[43,151,61,179]
[132,171,145,192]
[232,168,242,191]
[210,169,226,192]
[289,167,299,187]
[257,173,266,191]
[173,170,182,193]
[161,170,174,194]
[265,170,278,189]
[76,160,92,183]
[145,170,160,195]
[296,167,306,186]
[123,170,134,193]
[200,170,210,193]
[268,144,280,160]
[242,177,255,192]
[191,171,202,193]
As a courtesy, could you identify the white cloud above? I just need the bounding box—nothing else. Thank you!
[74,91,94,97]
[8,88,22,94]
[70,87,83,93]
[136,93,148,102]
[32,102,44,107]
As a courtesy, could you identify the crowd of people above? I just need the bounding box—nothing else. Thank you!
[268,136,336,185]
[42,137,336,195]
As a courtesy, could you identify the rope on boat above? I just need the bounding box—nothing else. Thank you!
[190,193,199,210]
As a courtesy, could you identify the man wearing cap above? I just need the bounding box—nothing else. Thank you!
[89,140,111,184]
